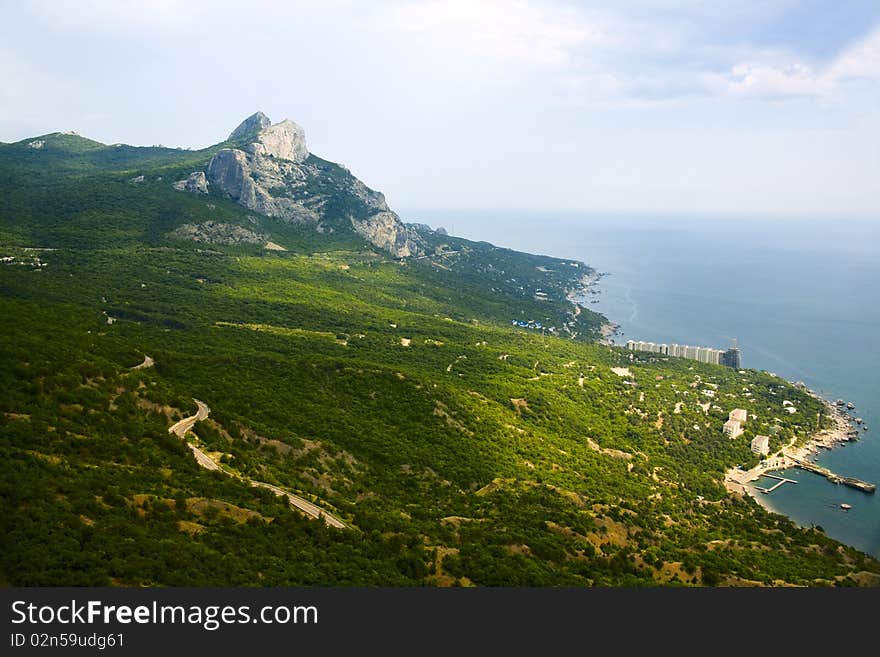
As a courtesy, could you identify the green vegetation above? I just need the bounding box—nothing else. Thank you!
[1,132,877,587]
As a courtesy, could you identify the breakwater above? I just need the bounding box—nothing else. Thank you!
[790,457,876,494]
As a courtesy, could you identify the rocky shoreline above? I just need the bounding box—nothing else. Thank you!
[566,271,621,345]
[797,396,859,456]
[597,320,620,346]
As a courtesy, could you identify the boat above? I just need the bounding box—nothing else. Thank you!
[855,418,863,424]
[836,399,845,406]
[840,503,852,510]
[847,402,855,410]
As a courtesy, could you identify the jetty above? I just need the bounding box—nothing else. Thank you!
[789,457,876,494]
[755,473,798,494]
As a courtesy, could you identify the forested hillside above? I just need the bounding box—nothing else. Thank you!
[1,129,877,587]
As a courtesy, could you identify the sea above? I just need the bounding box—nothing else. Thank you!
[405,209,880,559]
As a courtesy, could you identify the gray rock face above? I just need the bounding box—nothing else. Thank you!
[168,221,268,246]
[352,211,419,258]
[206,147,320,223]
[206,150,250,200]
[206,112,421,257]
[172,171,209,194]
[408,223,449,236]
[248,119,308,162]
[228,111,271,142]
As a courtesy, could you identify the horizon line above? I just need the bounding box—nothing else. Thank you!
[397,208,880,222]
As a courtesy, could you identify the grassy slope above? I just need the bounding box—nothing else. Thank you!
[0,134,877,587]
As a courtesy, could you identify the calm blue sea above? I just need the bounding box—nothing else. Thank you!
[405,209,880,558]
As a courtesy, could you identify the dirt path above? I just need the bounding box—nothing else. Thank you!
[167,399,347,529]
[130,355,154,370]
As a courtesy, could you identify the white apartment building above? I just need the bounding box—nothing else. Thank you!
[751,435,770,456]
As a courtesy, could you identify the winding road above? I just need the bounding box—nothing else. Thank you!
[168,399,210,438]
[168,399,347,529]
[250,481,347,529]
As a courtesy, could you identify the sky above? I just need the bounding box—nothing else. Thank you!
[1,0,879,217]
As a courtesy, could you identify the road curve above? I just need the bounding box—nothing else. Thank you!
[167,399,347,529]
[168,399,210,438]
[188,444,221,471]
[250,481,347,529]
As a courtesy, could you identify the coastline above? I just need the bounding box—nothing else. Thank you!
[573,264,861,503]
[566,270,620,345]
[597,320,620,346]
[724,397,859,503]
[484,213,880,561]
[569,262,866,515]
[565,270,603,303]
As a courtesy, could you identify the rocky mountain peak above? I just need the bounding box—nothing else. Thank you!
[249,118,308,163]
[227,112,309,163]
[228,111,271,142]
[207,112,421,258]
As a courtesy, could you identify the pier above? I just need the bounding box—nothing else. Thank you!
[755,473,798,494]
[727,447,878,499]
[790,457,876,494]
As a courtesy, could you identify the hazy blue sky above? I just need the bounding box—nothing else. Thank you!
[2,1,878,217]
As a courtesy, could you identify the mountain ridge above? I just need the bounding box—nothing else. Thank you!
[2,112,421,257]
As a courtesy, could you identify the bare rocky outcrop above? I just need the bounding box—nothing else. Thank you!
[352,211,419,258]
[206,111,422,258]
[228,111,271,142]
[248,119,308,162]
[168,221,268,246]
[172,171,208,194]
[206,146,320,223]
[206,149,250,198]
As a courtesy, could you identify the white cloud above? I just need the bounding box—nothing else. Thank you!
[706,61,833,99]
[376,0,611,67]
[828,26,880,80]
[23,0,359,36]
[24,0,205,35]
[18,0,880,107]
[706,27,880,101]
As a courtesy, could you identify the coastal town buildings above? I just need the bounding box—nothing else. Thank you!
[721,346,741,369]
[625,338,742,369]
[751,435,770,456]
[723,419,744,439]
[626,340,725,366]
[723,409,748,439]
